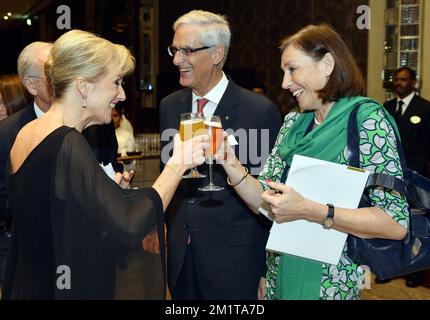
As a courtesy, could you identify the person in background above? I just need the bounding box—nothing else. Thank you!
[2,29,208,299]
[217,24,408,300]
[251,84,266,95]
[119,107,134,136]
[159,10,282,299]
[0,105,5,122]
[82,122,124,173]
[0,42,53,297]
[0,74,31,122]
[384,67,430,178]
[382,66,430,288]
[0,73,32,292]
[112,106,135,156]
[0,42,54,233]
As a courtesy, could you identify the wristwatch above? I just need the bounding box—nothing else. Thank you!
[322,203,335,229]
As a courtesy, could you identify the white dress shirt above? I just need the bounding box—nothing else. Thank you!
[191,72,229,119]
[33,102,45,118]
[396,91,415,116]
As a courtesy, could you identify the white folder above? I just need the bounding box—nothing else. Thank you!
[261,154,370,265]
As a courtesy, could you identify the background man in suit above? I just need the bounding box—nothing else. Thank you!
[159,10,282,299]
[383,66,430,287]
[384,67,430,178]
[0,42,52,289]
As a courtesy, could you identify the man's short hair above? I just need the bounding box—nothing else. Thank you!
[395,67,417,81]
[17,42,53,81]
[173,10,231,68]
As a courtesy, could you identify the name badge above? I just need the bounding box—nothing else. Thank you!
[410,116,421,124]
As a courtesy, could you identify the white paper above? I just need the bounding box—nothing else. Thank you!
[265,155,370,265]
[100,163,116,181]
[258,201,274,221]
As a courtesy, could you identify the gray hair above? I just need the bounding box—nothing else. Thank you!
[173,10,231,67]
[17,42,53,82]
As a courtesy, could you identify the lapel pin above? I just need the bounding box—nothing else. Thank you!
[225,116,229,121]
[410,116,421,124]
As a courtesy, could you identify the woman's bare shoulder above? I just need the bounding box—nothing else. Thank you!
[10,119,63,173]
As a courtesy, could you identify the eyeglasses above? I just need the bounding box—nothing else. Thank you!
[28,75,47,81]
[167,45,213,57]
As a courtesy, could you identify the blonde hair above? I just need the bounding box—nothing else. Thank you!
[45,29,135,98]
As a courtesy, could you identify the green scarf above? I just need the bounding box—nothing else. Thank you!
[274,96,393,300]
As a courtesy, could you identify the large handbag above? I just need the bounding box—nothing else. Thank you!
[346,101,430,281]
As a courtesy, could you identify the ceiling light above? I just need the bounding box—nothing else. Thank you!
[7,12,12,16]
[26,18,32,26]
[3,16,9,20]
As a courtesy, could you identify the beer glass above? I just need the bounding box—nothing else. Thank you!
[179,113,206,178]
[199,115,224,192]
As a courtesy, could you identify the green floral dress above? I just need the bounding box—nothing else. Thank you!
[258,107,409,300]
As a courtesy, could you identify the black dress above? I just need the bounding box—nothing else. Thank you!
[2,126,164,299]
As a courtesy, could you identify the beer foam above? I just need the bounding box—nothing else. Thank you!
[204,121,222,128]
[181,119,204,125]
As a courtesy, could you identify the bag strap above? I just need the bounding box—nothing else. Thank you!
[347,101,407,197]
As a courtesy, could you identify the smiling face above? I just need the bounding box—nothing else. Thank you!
[171,24,223,96]
[281,45,331,111]
[85,66,126,125]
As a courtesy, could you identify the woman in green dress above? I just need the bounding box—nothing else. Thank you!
[217,24,409,300]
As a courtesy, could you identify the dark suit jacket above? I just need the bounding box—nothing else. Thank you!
[159,79,282,299]
[82,122,123,173]
[384,95,430,177]
[0,106,36,223]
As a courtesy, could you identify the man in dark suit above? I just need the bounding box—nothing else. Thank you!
[0,42,53,287]
[383,66,430,287]
[159,10,282,299]
[384,67,430,177]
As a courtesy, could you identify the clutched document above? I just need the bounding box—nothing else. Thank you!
[262,154,370,265]
[100,163,116,181]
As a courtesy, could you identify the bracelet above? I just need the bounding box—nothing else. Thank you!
[227,166,249,187]
[166,164,182,180]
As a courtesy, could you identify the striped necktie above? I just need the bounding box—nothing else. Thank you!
[196,98,209,117]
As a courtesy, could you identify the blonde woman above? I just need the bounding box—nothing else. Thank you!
[3,30,208,299]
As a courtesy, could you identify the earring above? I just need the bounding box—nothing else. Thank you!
[82,95,87,108]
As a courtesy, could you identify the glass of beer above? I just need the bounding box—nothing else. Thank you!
[199,115,224,192]
[179,112,206,178]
